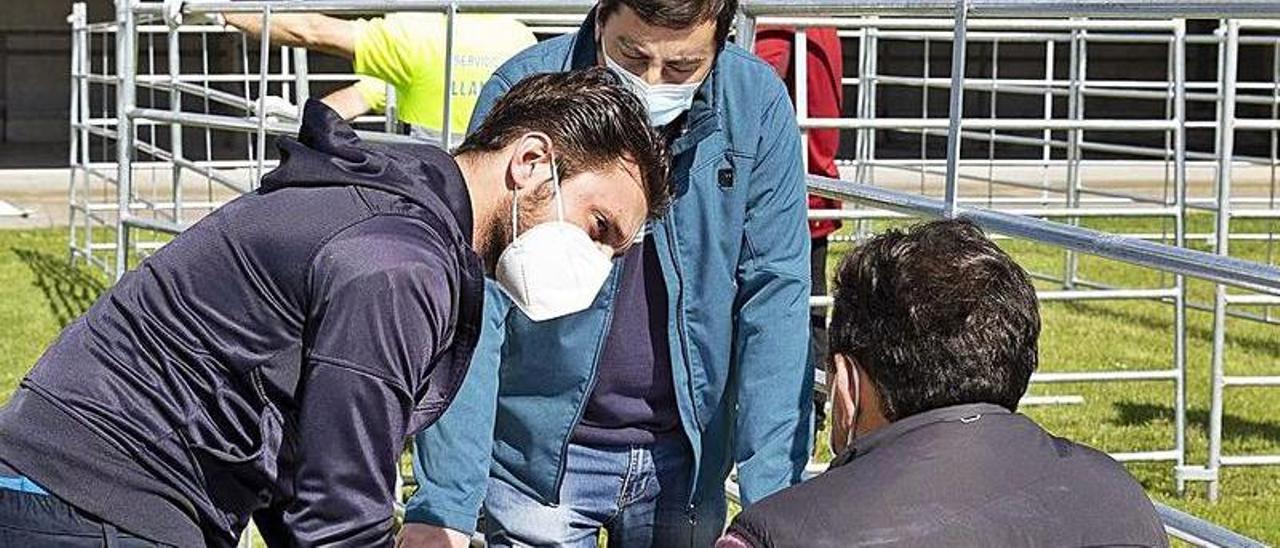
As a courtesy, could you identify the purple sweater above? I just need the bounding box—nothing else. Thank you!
[572,236,681,446]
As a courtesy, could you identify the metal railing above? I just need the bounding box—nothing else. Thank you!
[69,0,1280,544]
[724,474,1268,547]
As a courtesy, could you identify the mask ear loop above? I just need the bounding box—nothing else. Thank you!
[550,155,566,222]
[848,364,861,449]
[509,183,519,241]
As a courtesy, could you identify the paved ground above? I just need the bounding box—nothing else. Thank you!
[0,167,244,230]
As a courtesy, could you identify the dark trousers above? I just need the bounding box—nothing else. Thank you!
[810,237,831,436]
[0,463,167,548]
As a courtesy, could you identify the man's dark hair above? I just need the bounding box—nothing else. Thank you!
[829,218,1041,421]
[457,67,671,219]
[598,0,739,46]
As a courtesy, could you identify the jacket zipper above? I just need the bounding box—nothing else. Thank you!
[662,213,701,433]
[662,211,706,515]
[551,272,619,502]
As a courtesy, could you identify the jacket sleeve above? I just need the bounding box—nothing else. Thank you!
[731,82,814,506]
[351,14,433,89]
[280,218,456,546]
[401,72,513,535]
[403,281,510,534]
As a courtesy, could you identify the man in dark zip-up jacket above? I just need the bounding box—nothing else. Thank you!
[720,219,1167,548]
[0,69,668,547]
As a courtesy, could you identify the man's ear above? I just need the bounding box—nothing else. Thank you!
[506,132,554,193]
[830,353,858,453]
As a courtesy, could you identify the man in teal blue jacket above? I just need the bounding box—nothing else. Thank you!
[402,1,812,546]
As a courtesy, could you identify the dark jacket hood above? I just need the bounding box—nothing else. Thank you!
[260,99,474,242]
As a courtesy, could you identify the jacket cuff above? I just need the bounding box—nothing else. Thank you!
[402,505,480,536]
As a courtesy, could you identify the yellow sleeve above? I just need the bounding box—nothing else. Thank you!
[351,13,440,89]
[353,76,388,113]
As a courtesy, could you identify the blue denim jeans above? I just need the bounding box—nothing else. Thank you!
[483,437,726,548]
[0,462,168,547]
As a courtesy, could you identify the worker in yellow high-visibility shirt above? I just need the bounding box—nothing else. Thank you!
[204,8,537,144]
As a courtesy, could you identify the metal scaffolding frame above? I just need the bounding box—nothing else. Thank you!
[754,14,1280,500]
[68,0,1280,542]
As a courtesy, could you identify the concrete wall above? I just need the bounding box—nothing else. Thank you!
[0,1,115,166]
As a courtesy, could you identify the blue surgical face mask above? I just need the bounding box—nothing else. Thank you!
[602,44,703,127]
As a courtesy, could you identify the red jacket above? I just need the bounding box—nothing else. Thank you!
[755,26,844,239]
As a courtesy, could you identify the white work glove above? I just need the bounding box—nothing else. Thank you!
[163,0,225,30]
[252,95,300,123]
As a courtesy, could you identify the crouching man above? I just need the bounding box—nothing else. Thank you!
[719,218,1168,547]
[0,68,668,547]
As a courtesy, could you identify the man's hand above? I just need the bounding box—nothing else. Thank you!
[396,523,471,548]
[162,0,225,29]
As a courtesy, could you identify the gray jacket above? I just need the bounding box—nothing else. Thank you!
[728,403,1168,547]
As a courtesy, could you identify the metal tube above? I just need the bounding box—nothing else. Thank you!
[441,2,457,150]
[1171,17,1189,495]
[1207,20,1240,503]
[942,0,969,216]
[1220,455,1280,466]
[130,107,424,145]
[799,117,1177,130]
[1156,502,1268,548]
[856,74,1280,95]
[1042,38,1053,203]
[808,206,1178,219]
[384,82,398,133]
[292,47,310,108]
[742,1,1280,18]
[1225,294,1280,305]
[1036,288,1179,301]
[254,7,271,187]
[122,215,186,234]
[1064,23,1085,290]
[144,0,595,15]
[810,287,1174,306]
[143,0,1280,18]
[870,158,1173,207]
[859,29,1176,44]
[867,25,880,186]
[168,13,182,224]
[1221,376,1280,386]
[805,176,1280,295]
[854,24,871,186]
[1032,370,1178,383]
[114,0,136,280]
[278,44,290,106]
[796,27,809,172]
[759,16,1178,31]
[80,11,94,266]
[921,36,930,194]
[735,11,757,49]
[68,3,86,265]
[869,73,1280,107]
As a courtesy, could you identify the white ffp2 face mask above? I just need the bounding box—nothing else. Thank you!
[494,159,615,322]
[603,45,703,127]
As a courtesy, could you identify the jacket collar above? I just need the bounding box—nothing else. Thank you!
[565,9,722,150]
[262,100,474,245]
[831,403,1013,468]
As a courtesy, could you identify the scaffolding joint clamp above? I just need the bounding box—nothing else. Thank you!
[1175,466,1218,483]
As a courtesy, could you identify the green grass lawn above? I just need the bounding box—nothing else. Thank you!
[1,219,1278,543]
